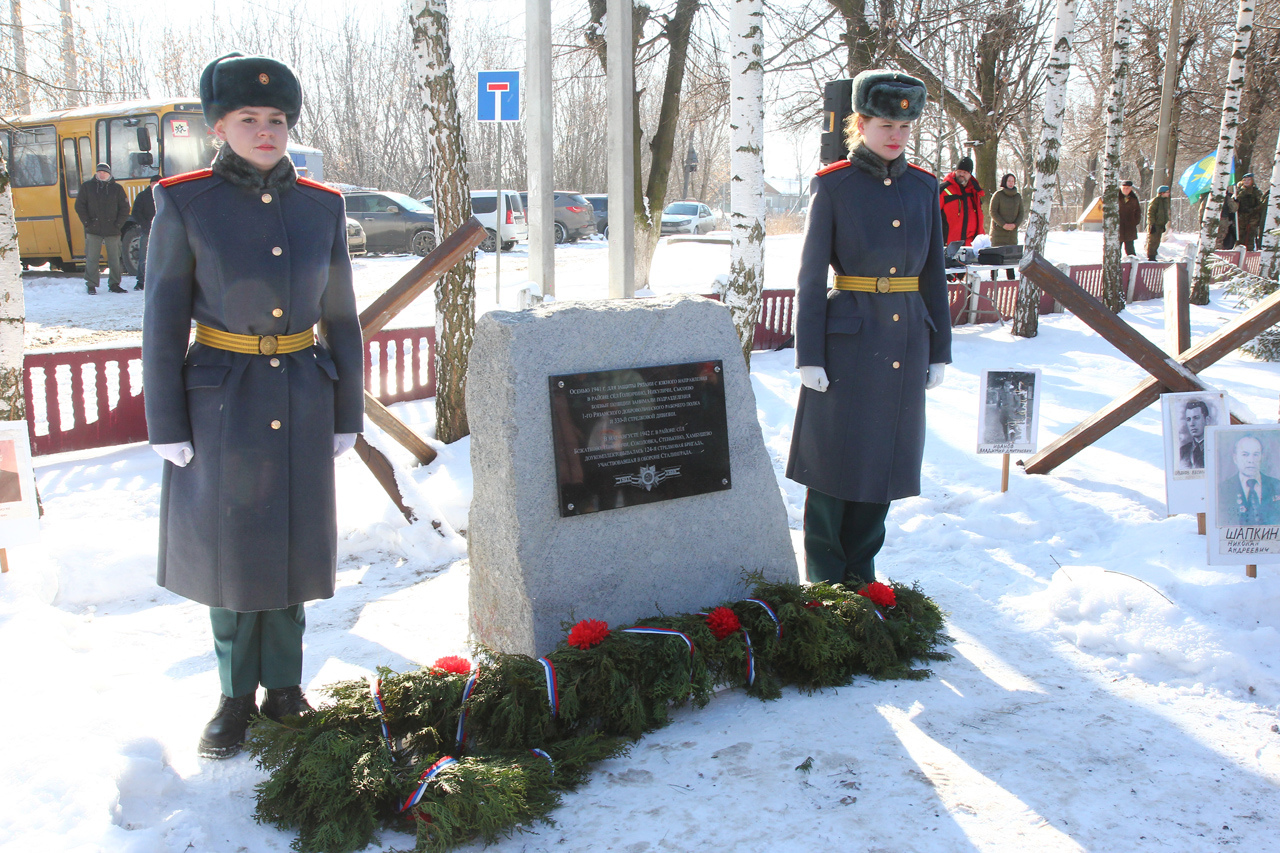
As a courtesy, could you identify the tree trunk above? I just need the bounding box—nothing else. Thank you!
[1191,0,1255,304]
[59,0,78,108]
[1258,125,1280,281]
[411,0,475,444]
[1100,0,1135,314]
[11,0,30,113]
[0,155,26,422]
[726,0,765,366]
[1014,0,1078,338]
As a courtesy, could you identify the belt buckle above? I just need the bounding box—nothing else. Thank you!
[875,276,890,293]
[258,335,279,355]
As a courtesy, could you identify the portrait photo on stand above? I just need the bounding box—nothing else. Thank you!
[1161,391,1227,516]
[0,422,40,549]
[976,369,1041,454]
[1204,423,1280,565]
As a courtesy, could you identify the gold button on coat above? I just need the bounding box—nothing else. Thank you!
[893,314,900,321]
[270,358,281,367]
[261,193,272,203]
[270,420,282,430]
[892,361,901,369]
[272,308,283,317]
[883,178,892,186]
[892,220,901,227]
[272,246,283,256]
[890,267,897,274]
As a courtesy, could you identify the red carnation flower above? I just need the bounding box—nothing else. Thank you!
[804,600,825,609]
[432,655,472,675]
[857,582,896,608]
[567,618,610,649]
[706,606,741,640]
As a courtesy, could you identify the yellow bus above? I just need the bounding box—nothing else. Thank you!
[1,99,324,274]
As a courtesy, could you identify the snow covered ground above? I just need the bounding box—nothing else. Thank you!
[4,231,1280,852]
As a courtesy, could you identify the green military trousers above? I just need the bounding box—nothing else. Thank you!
[803,488,890,587]
[209,604,306,699]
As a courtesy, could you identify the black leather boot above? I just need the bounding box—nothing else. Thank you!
[198,693,258,758]
[261,686,312,722]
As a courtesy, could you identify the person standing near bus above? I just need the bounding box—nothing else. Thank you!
[143,52,364,759]
[75,162,130,294]
[130,175,160,290]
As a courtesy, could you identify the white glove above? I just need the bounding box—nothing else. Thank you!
[333,433,358,458]
[153,441,194,467]
[799,365,829,392]
[926,363,946,390]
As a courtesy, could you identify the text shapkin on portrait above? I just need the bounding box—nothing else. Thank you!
[1204,422,1280,567]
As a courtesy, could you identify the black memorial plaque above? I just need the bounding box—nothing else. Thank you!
[549,360,732,517]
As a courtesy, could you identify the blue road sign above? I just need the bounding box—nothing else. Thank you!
[477,70,521,122]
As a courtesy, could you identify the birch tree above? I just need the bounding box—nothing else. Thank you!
[1190,0,1255,305]
[411,0,476,444]
[1013,0,1078,338]
[726,0,765,365]
[0,154,25,421]
[1260,128,1280,282]
[1100,0,1135,314]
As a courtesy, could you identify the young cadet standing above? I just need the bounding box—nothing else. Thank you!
[787,70,952,588]
[142,52,364,758]
[1145,186,1171,260]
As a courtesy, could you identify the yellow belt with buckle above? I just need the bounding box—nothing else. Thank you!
[194,323,315,356]
[834,275,919,293]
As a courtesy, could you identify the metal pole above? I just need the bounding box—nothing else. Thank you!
[496,125,502,303]
[526,0,554,298]
[607,0,635,298]
[1153,0,1183,189]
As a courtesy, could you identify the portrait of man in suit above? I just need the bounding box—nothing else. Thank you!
[1217,434,1280,526]
[1178,399,1211,471]
[0,440,22,504]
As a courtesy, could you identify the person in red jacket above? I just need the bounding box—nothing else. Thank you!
[939,156,984,246]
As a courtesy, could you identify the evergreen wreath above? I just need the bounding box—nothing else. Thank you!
[249,578,951,853]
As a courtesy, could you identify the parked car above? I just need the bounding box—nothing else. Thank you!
[583,193,609,239]
[469,190,527,252]
[346,217,366,256]
[342,190,436,255]
[518,191,598,243]
[660,201,717,236]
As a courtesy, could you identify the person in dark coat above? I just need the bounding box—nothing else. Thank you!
[143,52,364,759]
[1118,180,1142,257]
[1235,174,1264,250]
[988,173,1024,279]
[939,155,984,246]
[1217,186,1239,249]
[1145,186,1171,260]
[787,70,952,587]
[130,175,160,290]
[74,162,131,294]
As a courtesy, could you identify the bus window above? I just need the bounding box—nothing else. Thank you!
[96,115,161,179]
[62,139,80,197]
[10,126,58,187]
[161,112,217,176]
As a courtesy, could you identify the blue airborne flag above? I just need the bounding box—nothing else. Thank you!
[1179,152,1235,206]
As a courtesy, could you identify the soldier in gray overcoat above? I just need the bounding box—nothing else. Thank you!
[143,52,364,758]
[787,70,952,587]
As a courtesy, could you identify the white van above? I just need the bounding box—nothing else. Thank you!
[469,190,527,252]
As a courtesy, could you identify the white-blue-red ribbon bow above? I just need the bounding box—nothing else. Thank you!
[741,628,755,685]
[538,657,559,718]
[530,747,555,776]
[455,669,479,746]
[743,599,782,638]
[369,678,395,761]
[398,756,457,812]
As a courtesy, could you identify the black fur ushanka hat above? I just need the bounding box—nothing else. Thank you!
[200,52,302,129]
[852,70,927,122]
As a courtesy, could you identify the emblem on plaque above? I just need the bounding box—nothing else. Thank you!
[615,465,681,492]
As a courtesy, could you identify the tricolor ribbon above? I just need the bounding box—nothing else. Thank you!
[455,669,479,747]
[620,627,696,678]
[538,657,559,718]
[743,599,782,638]
[530,747,555,776]
[398,756,457,812]
[369,678,395,761]
[741,628,755,686]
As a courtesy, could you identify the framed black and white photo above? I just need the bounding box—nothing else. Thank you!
[1161,391,1227,515]
[1204,423,1280,566]
[976,369,1042,454]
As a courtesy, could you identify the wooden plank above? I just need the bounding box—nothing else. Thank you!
[353,435,416,523]
[358,217,487,338]
[364,391,437,466]
[1164,262,1190,356]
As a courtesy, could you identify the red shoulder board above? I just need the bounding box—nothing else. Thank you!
[909,163,936,178]
[297,177,342,196]
[815,160,851,177]
[159,168,213,188]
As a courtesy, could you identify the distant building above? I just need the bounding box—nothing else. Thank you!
[764,177,807,214]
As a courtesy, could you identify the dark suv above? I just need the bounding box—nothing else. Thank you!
[583,194,609,239]
[518,191,598,243]
[342,190,437,255]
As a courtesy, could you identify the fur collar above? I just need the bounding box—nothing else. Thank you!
[849,144,909,180]
[211,146,297,192]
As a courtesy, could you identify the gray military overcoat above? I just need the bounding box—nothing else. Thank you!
[786,152,952,504]
[142,164,364,612]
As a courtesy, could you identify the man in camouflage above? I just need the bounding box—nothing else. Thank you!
[1145,186,1170,260]
[1235,174,1264,250]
